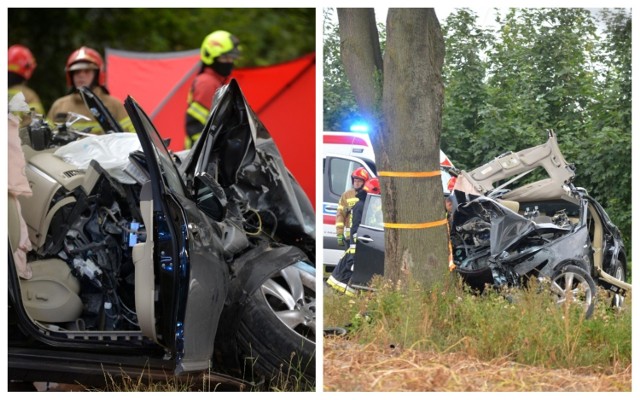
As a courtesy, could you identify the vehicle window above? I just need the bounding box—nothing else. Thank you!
[328,158,367,197]
[362,195,384,229]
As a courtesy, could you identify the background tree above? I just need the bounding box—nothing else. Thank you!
[574,9,632,251]
[441,9,492,170]
[323,8,359,132]
[338,8,449,286]
[323,8,386,131]
[479,8,599,159]
[8,8,315,111]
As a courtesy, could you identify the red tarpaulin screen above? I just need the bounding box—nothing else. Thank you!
[106,49,315,206]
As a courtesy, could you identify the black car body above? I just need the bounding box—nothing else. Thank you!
[8,80,316,389]
[352,131,629,314]
[350,193,384,287]
[451,131,628,316]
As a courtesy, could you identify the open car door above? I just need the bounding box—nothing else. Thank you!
[124,96,229,374]
[352,193,385,287]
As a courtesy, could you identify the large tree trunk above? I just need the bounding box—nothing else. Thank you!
[381,9,447,286]
[338,8,448,288]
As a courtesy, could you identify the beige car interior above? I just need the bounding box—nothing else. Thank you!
[8,194,83,324]
[132,181,156,341]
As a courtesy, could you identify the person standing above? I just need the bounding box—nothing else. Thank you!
[336,167,370,248]
[47,46,133,133]
[185,30,240,149]
[8,44,45,127]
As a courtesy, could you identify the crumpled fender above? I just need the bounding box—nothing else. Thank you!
[214,243,311,367]
[226,242,310,307]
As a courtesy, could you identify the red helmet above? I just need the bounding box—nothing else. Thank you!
[8,44,37,80]
[351,167,370,184]
[65,46,106,88]
[364,178,380,194]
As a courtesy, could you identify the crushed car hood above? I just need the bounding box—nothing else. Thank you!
[180,79,315,259]
[452,192,538,257]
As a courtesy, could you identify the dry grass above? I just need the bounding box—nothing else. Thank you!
[323,337,631,392]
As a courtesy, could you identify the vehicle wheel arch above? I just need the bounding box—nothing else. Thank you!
[213,243,312,369]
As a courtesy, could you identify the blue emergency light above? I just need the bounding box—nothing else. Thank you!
[349,123,369,133]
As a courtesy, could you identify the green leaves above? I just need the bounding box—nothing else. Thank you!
[441,8,631,251]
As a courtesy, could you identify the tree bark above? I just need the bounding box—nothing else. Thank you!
[338,8,449,288]
[380,9,448,286]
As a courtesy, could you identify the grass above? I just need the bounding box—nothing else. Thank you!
[324,273,631,372]
[71,355,316,392]
[323,338,631,391]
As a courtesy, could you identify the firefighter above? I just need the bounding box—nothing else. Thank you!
[336,167,370,248]
[327,177,381,296]
[8,44,45,127]
[47,46,133,133]
[185,30,241,149]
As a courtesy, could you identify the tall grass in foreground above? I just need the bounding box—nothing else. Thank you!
[324,274,631,372]
[91,358,315,392]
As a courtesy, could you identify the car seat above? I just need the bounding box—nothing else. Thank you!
[8,194,83,323]
[497,199,520,214]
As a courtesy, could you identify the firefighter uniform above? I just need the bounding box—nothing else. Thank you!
[185,68,228,147]
[47,86,133,134]
[336,188,360,244]
[185,30,240,149]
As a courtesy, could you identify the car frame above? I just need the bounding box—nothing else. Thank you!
[350,131,629,315]
[451,130,629,316]
[8,80,316,389]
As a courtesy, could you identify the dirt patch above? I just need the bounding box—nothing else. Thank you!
[323,337,631,392]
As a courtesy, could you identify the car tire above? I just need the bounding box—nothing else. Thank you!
[236,262,316,387]
[550,263,596,319]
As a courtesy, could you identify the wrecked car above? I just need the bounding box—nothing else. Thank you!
[8,80,316,389]
[450,130,630,318]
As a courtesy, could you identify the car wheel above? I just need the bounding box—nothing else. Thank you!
[549,264,596,319]
[607,258,627,308]
[237,261,316,386]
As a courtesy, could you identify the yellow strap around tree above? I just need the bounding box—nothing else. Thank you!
[378,170,441,178]
[384,218,448,230]
[376,170,446,229]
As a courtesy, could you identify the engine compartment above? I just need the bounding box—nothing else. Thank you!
[21,155,144,332]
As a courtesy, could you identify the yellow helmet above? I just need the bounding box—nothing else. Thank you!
[200,30,240,65]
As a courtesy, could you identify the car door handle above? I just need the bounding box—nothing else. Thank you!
[325,205,338,212]
[357,236,373,243]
